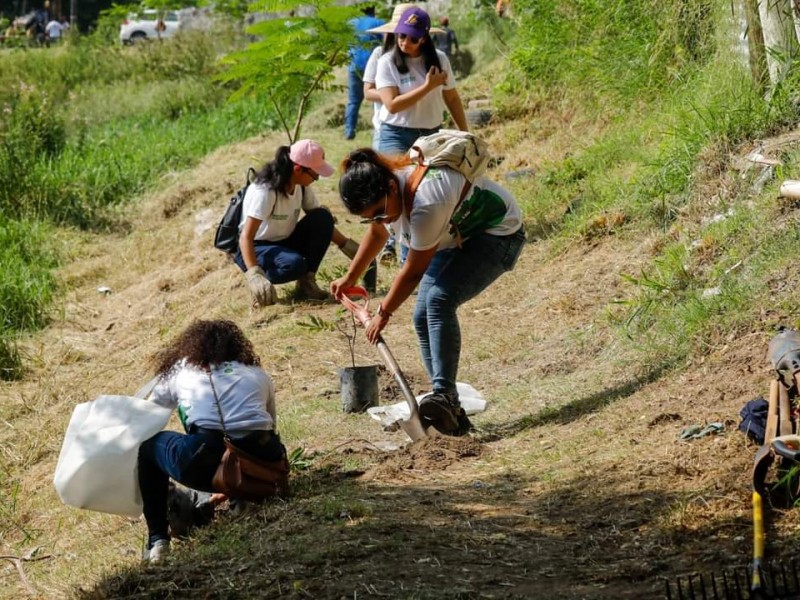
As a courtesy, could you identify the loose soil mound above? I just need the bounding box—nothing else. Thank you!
[362,435,484,482]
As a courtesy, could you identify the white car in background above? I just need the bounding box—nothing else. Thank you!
[119,9,182,44]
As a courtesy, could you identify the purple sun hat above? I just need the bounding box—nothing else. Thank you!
[394,6,431,39]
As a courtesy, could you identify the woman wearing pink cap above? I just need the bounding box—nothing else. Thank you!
[235,140,360,306]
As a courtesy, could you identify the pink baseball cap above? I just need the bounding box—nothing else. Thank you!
[289,139,334,177]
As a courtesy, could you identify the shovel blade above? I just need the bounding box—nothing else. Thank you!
[399,415,434,442]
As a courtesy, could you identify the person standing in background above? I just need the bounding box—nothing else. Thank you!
[344,5,385,141]
[432,16,458,58]
[373,5,467,262]
[363,4,409,266]
[374,6,467,156]
[45,16,63,44]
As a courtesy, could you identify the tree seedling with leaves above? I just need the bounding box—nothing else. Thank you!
[299,310,360,369]
[217,0,363,143]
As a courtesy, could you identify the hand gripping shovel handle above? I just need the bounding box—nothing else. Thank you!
[338,287,429,441]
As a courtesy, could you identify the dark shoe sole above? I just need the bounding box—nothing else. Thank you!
[419,401,459,433]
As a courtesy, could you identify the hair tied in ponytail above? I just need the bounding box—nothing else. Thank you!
[348,148,377,163]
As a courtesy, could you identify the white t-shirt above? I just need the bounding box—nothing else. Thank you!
[393,167,522,251]
[151,360,276,433]
[363,46,385,133]
[240,182,319,242]
[375,49,456,129]
[46,20,63,39]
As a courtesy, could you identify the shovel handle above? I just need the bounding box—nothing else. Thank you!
[338,286,426,430]
[779,382,794,437]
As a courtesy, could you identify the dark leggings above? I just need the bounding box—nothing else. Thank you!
[234,208,334,283]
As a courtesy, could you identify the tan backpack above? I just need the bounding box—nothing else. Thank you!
[403,130,491,246]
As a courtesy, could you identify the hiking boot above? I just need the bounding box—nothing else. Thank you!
[296,272,328,301]
[453,409,474,437]
[168,485,216,538]
[378,245,397,265]
[418,392,461,434]
[143,539,170,563]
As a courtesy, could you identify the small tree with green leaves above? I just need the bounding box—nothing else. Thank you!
[217,0,361,143]
[298,311,359,369]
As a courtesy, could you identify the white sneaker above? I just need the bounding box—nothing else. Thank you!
[143,539,170,563]
[229,499,253,518]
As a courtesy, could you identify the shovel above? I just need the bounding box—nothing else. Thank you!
[338,286,432,442]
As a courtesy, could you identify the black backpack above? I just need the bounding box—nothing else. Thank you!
[214,168,256,254]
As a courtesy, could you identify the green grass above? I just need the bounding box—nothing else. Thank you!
[502,0,800,369]
[0,26,281,378]
[0,219,58,380]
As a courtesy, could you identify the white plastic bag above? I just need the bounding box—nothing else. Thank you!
[367,382,487,430]
[53,394,172,518]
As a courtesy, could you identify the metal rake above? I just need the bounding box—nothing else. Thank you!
[665,561,800,599]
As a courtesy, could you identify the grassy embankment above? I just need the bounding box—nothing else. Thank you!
[504,0,800,365]
[0,24,281,380]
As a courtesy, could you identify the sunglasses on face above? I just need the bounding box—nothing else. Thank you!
[359,194,389,224]
[301,167,319,181]
[398,33,422,45]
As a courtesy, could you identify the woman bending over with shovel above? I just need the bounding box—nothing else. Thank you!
[330,149,525,435]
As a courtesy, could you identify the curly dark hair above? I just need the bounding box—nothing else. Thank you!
[150,319,261,376]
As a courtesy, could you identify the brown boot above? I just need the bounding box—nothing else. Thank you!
[296,272,328,300]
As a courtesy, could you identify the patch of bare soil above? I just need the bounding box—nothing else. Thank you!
[362,436,484,482]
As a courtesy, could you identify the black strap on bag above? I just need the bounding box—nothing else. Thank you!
[207,371,289,500]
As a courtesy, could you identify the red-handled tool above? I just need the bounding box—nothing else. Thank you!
[338,286,432,442]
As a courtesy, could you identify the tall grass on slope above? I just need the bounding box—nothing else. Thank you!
[0,30,226,108]
[0,220,58,381]
[503,0,800,369]
[0,29,281,378]
[529,61,800,364]
[509,0,716,103]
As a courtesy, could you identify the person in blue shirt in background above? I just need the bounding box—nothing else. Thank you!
[432,16,459,58]
[345,5,385,141]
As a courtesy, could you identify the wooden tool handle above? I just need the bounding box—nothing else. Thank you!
[779,382,794,437]
[766,379,780,443]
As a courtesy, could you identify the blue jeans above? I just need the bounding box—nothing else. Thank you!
[234,207,334,283]
[345,66,364,139]
[413,229,525,395]
[138,429,285,545]
[138,430,224,545]
[378,123,440,155]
